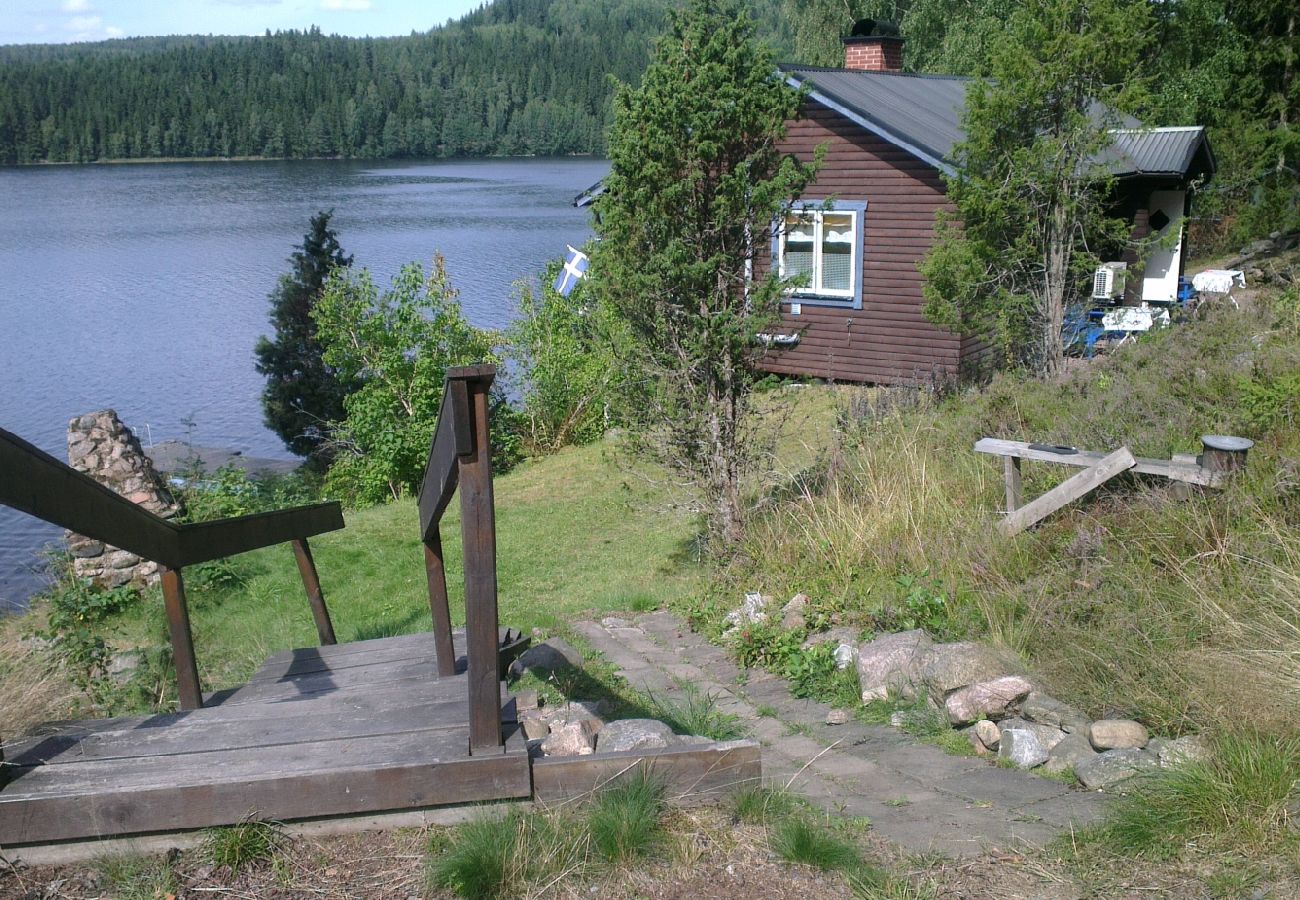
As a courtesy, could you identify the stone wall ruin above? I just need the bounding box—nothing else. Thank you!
[65,410,182,588]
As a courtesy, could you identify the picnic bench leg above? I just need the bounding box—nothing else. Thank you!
[1004,455,1023,512]
[424,532,458,677]
[292,538,336,646]
[161,567,203,710]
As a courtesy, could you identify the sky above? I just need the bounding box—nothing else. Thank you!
[2,0,485,46]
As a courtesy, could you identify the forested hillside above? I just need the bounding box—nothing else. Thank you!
[0,0,787,164]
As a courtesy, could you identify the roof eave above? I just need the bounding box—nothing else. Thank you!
[786,74,956,177]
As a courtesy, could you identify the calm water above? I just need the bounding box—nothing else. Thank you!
[0,157,608,611]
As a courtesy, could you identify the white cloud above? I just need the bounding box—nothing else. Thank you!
[61,0,93,12]
[105,25,123,36]
[66,15,103,31]
[321,0,373,10]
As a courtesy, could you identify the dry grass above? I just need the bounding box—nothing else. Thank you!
[0,616,81,742]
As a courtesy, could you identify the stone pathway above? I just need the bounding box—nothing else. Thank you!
[573,610,1109,859]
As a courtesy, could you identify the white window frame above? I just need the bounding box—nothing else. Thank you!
[775,202,865,307]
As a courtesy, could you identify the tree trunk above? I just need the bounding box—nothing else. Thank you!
[1041,200,1069,378]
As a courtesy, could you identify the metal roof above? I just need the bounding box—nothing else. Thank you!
[781,65,1212,179]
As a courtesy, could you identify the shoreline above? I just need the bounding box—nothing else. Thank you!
[3,151,604,169]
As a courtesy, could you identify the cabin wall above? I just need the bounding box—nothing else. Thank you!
[759,101,962,384]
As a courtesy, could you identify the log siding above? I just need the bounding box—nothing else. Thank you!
[759,101,964,385]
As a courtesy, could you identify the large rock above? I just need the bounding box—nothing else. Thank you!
[999,717,1066,752]
[944,676,1033,725]
[1076,748,1158,789]
[1089,719,1149,751]
[781,594,810,631]
[802,626,858,651]
[917,642,1008,697]
[1020,692,1090,733]
[509,638,583,678]
[596,718,676,753]
[999,728,1049,769]
[1042,731,1098,776]
[972,719,1002,751]
[855,629,932,702]
[540,719,597,756]
[1152,734,1211,768]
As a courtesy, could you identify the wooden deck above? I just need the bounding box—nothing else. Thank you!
[0,630,530,846]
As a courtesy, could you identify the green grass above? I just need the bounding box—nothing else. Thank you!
[647,682,749,740]
[1086,731,1300,859]
[587,771,668,862]
[770,816,862,871]
[732,786,800,824]
[95,853,179,900]
[429,809,574,899]
[202,820,283,872]
[108,440,706,689]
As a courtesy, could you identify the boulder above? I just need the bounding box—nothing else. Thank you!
[514,690,540,712]
[1076,748,1158,789]
[1042,731,1098,776]
[972,719,1002,751]
[781,594,810,631]
[999,728,1049,769]
[944,676,1033,725]
[998,717,1066,752]
[549,700,604,730]
[509,638,583,678]
[825,709,850,726]
[1153,734,1211,768]
[917,642,1008,697]
[833,643,857,670]
[1020,692,1089,732]
[596,718,676,753]
[855,629,932,703]
[540,719,597,756]
[1089,719,1149,751]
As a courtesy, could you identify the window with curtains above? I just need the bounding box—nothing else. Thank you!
[775,202,865,308]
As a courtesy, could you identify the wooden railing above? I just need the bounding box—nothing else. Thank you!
[417,364,503,755]
[0,427,344,711]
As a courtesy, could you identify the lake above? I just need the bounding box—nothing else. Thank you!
[0,156,609,611]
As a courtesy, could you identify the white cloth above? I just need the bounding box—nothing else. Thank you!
[1191,269,1246,293]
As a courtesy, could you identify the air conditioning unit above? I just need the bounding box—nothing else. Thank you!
[1092,262,1127,300]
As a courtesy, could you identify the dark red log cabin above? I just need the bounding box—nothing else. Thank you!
[758,30,1215,384]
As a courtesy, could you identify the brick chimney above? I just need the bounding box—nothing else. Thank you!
[843,20,904,72]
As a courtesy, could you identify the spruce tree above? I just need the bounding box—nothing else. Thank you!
[592,0,817,545]
[254,210,355,462]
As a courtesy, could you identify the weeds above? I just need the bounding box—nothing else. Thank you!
[648,682,747,741]
[732,786,799,824]
[202,820,284,872]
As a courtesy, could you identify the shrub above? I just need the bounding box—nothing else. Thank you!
[175,462,318,523]
[507,260,631,453]
[32,558,139,700]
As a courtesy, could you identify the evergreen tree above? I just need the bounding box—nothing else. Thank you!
[254,210,355,462]
[919,0,1150,378]
[592,0,817,545]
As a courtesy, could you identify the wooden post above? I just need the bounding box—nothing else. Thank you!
[1003,455,1023,512]
[458,375,503,754]
[292,538,336,646]
[1200,435,1254,475]
[424,531,457,677]
[161,567,203,710]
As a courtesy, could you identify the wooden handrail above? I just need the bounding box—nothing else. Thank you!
[0,425,346,711]
[416,363,503,754]
[1,428,182,566]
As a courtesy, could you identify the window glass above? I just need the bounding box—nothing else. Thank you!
[783,212,815,285]
[820,212,853,292]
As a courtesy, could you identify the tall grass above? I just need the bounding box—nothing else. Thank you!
[708,294,1300,736]
[1091,731,1300,858]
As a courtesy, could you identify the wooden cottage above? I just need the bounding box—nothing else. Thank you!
[760,30,1216,384]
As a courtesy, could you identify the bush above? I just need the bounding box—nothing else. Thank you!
[507,260,631,453]
[32,558,140,700]
[174,462,318,523]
